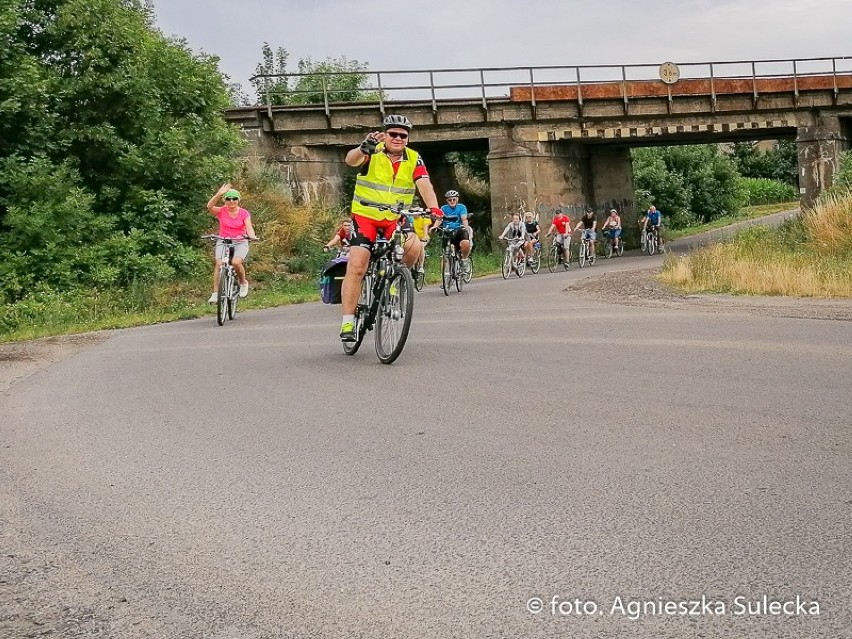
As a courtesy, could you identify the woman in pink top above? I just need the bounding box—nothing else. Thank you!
[205,183,257,303]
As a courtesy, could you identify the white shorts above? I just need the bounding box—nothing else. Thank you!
[215,240,249,261]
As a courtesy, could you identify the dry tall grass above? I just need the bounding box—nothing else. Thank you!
[659,191,852,298]
[224,157,345,278]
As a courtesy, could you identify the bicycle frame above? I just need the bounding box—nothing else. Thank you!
[203,235,251,325]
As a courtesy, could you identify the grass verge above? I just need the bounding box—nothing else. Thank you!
[1,248,506,343]
[659,195,852,298]
[664,201,799,241]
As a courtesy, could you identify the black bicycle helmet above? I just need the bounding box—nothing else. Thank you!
[382,114,412,131]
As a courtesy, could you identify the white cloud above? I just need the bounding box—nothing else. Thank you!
[152,0,852,93]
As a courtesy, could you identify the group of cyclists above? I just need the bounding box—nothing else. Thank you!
[205,114,665,343]
[496,204,651,269]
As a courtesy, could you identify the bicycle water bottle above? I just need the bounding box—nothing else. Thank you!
[394,243,404,261]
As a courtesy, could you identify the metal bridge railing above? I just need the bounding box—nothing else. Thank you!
[250,56,852,117]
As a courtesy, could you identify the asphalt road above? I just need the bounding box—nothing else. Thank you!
[2,222,850,639]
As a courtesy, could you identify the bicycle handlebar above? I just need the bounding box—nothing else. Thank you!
[201,234,258,241]
[357,201,434,217]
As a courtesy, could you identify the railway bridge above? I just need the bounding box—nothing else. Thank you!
[224,57,852,235]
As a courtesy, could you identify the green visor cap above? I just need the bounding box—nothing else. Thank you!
[223,189,241,200]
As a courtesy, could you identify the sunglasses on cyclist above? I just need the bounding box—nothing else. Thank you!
[224,197,239,201]
[386,131,408,140]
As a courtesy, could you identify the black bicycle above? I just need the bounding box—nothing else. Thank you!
[546,233,571,272]
[202,235,255,326]
[434,218,467,295]
[344,203,431,364]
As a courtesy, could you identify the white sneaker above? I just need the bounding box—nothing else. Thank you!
[239,282,249,298]
[208,292,218,304]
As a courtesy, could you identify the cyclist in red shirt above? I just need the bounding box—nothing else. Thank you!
[323,218,354,256]
[546,209,572,265]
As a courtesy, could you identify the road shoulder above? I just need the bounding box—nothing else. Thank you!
[568,267,852,321]
[0,333,110,393]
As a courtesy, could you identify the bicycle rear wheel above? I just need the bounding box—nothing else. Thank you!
[413,265,425,292]
[375,267,415,364]
[516,255,526,277]
[617,242,624,257]
[216,268,229,325]
[343,276,370,356]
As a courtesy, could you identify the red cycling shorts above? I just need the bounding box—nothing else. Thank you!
[351,214,399,248]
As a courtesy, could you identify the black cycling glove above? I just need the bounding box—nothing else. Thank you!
[359,134,379,156]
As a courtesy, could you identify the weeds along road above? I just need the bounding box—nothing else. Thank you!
[2,211,850,639]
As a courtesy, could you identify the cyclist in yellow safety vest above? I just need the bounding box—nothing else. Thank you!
[339,114,443,342]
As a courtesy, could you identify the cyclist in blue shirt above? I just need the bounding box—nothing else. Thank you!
[641,205,664,251]
[438,190,472,268]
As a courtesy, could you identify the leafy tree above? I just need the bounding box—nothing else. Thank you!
[250,42,289,105]
[730,140,798,186]
[632,145,743,228]
[0,0,241,301]
[290,56,382,104]
[251,48,382,105]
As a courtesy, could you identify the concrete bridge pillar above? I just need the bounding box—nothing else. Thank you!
[281,144,348,206]
[487,130,588,238]
[588,146,637,241]
[797,115,850,208]
[420,153,458,201]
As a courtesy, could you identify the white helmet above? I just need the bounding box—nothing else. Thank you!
[445,190,460,198]
[382,114,412,131]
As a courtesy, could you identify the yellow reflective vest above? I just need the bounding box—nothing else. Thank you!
[351,144,420,221]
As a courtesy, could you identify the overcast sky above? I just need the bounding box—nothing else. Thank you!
[153,0,852,97]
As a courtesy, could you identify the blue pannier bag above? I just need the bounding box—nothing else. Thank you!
[319,256,348,304]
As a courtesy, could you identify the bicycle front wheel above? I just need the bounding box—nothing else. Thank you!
[578,244,586,268]
[455,258,464,292]
[227,278,239,320]
[501,250,512,279]
[216,268,229,325]
[463,256,473,284]
[547,245,557,273]
[441,254,452,296]
[375,267,415,365]
[648,234,656,256]
[605,242,613,259]
[530,248,541,274]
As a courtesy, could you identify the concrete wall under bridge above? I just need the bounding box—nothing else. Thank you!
[226,63,852,238]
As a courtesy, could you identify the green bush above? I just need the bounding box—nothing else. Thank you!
[632,145,744,229]
[737,177,797,206]
[0,0,241,304]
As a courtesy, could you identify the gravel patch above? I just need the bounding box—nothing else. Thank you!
[568,267,852,321]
